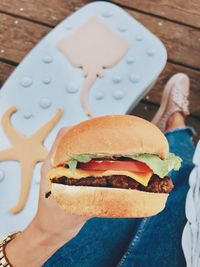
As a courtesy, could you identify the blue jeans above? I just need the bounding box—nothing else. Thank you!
[44,128,195,267]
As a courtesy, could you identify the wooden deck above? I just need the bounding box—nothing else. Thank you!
[0,0,199,142]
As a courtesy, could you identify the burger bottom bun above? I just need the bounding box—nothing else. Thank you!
[51,184,168,218]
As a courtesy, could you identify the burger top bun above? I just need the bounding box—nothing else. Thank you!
[52,115,169,167]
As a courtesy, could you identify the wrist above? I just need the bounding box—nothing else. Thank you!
[5,218,72,267]
[33,215,83,246]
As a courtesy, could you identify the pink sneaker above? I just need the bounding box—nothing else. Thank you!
[152,73,190,132]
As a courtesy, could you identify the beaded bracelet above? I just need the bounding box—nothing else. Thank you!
[0,232,21,267]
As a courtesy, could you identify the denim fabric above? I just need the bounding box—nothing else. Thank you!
[44,128,195,267]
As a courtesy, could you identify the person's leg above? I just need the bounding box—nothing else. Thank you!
[165,113,195,165]
[117,112,195,267]
[44,218,139,267]
[44,73,194,267]
[118,73,195,267]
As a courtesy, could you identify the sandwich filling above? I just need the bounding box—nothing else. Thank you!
[47,153,181,196]
[51,174,173,193]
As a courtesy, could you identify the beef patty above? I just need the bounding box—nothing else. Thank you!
[50,174,174,194]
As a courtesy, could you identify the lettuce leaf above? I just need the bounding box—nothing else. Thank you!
[70,154,92,163]
[128,153,182,178]
[67,153,182,177]
[67,154,92,170]
[67,159,78,170]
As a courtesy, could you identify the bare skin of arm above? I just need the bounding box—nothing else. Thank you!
[5,127,90,267]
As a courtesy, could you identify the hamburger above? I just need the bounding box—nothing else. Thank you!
[46,115,181,218]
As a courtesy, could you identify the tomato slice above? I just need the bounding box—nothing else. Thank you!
[78,160,152,173]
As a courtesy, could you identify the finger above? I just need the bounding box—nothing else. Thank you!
[47,127,70,162]
[40,127,72,194]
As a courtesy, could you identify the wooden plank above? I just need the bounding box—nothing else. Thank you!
[132,102,200,144]
[2,0,200,30]
[0,7,200,71]
[0,61,15,87]
[0,13,50,63]
[0,0,88,26]
[146,62,200,117]
[112,0,200,29]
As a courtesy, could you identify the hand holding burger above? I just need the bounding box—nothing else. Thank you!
[5,115,182,267]
[47,115,181,218]
[5,127,90,267]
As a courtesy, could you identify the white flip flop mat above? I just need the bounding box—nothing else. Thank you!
[0,1,167,236]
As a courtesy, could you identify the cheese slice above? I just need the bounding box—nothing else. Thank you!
[47,167,153,186]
